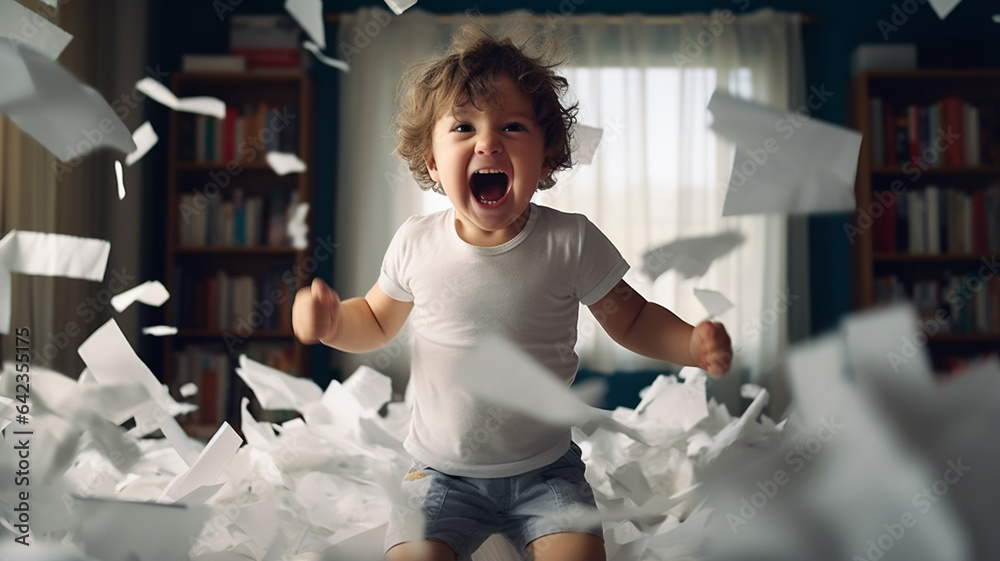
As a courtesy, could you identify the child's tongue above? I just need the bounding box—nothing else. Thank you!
[471,172,508,203]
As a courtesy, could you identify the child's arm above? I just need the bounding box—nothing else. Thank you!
[589,280,733,376]
[292,278,413,352]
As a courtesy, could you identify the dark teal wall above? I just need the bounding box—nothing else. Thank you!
[148,1,1000,350]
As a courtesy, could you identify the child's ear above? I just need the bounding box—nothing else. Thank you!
[424,152,440,182]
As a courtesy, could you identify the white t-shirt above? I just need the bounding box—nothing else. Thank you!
[378,203,629,477]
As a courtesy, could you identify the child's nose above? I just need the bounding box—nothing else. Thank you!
[475,131,503,155]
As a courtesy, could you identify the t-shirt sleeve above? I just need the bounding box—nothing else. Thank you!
[377,219,416,303]
[574,216,630,306]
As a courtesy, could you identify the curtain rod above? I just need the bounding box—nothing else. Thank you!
[325,12,817,24]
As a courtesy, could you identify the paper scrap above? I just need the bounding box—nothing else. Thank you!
[160,422,243,501]
[303,40,349,72]
[236,354,321,411]
[0,230,109,333]
[693,288,733,318]
[74,497,211,561]
[110,279,169,312]
[342,365,393,412]
[641,231,744,280]
[135,76,226,119]
[0,40,137,162]
[285,0,325,49]
[77,318,200,466]
[287,202,309,249]
[574,123,603,165]
[707,90,861,216]
[180,383,198,398]
[266,151,306,176]
[114,160,124,200]
[141,325,177,336]
[124,121,158,166]
[384,0,417,15]
[928,0,962,19]
[0,0,73,60]
[454,334,648,444]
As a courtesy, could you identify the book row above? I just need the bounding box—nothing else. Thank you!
[176,102,299,164]
[871,185,1000,254]
[170,267,295,332]
[178,188,299,247]
[874,272,1000,335]
[868,97,1000,168]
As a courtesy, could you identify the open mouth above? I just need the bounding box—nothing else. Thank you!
[470,169,510,207]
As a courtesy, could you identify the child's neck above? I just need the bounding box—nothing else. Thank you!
[455,205,532,247]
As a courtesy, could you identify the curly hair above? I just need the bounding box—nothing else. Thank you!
[395,24,578,192]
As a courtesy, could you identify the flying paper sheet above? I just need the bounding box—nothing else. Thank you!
[134,76,226,119]
[303,40,350,72]
[141,325,177,336]
[285,0,325,49]
[288,202,309,249]
[110,279,169,312]
[693,287,733,318]
[236,354,322,411]
[707,90,861,216]
[928,0,962,19]
[114,160,125,200]
[266,151,307,175]
[384,0,417,15]
[454,334,648,444]
[124,121,158,166]
[0,0,73,61]
[641,230,744,280]
[0,41,137,162]
[574,123,603,165]
[0,230,109,333]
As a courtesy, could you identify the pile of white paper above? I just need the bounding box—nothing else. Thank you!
[3,304,998,561]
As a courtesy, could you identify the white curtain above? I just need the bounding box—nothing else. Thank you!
[336,9,804,404]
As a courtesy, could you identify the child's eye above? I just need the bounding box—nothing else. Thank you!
[504,123,526,132]
[452,124,473,133]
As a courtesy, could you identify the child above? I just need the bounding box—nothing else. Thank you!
[292,25,732,561]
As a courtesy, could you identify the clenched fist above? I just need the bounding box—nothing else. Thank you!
[689,320,733,377]
[292,278,341,345]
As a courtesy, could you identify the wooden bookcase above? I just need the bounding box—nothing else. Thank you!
[848,69,1000,373]
[163,71,314,438]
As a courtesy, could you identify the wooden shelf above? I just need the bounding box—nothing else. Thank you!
[174,161,273,171]
[175,245,299,255]
[175,329,296,338]
[873,253,996,262]
[871,166,1000,176]
[929,333,1000,343]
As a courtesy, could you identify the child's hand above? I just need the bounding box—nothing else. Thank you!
[292,278,341,345]
[689,320,733,377]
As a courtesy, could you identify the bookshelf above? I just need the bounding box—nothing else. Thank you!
[164,71,314,438]
[848,69,1000,373]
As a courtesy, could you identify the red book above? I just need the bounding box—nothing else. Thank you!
[230,48,300,69]
[908,104,920,166]
[204,276,217,330]
[872,191,898,252]
[884,102,896,168]
[939,97,965,167]
[199,366,218,426]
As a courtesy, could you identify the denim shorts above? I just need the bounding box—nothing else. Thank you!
[384,442,603,560]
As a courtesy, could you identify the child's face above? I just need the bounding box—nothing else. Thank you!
[425,74,551,247]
